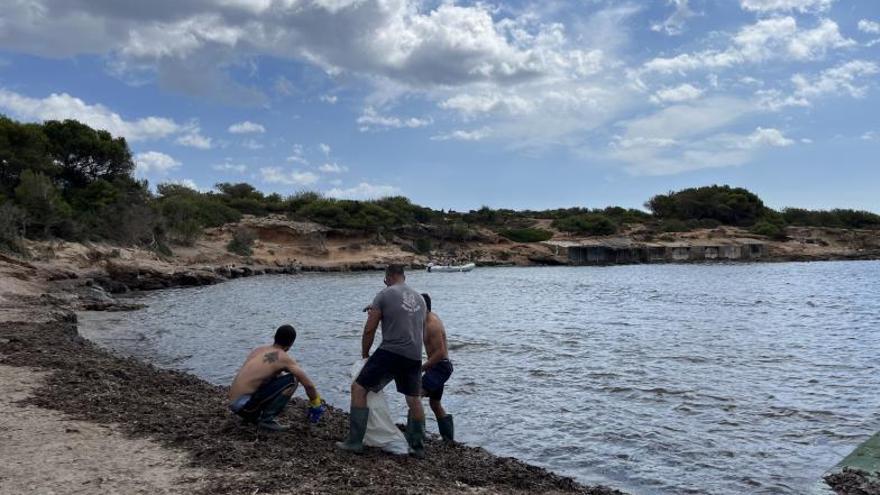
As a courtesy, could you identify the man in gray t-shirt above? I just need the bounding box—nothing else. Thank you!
[337,264,428,458]
[371,282,425,361]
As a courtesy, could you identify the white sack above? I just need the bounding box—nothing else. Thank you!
[349,359,408,454]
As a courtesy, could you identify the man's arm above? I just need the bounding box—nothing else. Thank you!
[422,320,448,371]
[285,358,320,402]
[362,308,381,359]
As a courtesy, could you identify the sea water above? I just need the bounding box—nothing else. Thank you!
[79,261,880,494]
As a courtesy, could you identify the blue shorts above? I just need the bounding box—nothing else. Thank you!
[422,359,453,401]
[229,373,297,422]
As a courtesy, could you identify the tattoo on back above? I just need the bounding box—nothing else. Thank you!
[263,351,279,364]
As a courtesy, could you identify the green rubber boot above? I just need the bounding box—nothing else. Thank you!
[336,407,369,453]
[438,414,454,443]
[406,416,426,459]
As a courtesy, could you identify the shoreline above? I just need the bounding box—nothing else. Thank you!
[0,261,622,494]
[3,252,879,493]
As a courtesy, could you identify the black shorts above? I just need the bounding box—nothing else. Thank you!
[421,359,453,401]
[356,348,422,397]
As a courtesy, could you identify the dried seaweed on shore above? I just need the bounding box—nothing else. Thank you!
[825,468,880,495]
[0,312,623,495]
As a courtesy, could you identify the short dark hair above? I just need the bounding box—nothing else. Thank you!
[385,264,405,278]
[421,293,432,312]
[274,324,296,348]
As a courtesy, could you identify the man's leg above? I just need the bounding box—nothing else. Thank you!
[350,381,368,409]
[405,394,426,458]
[431,398,454,442]
[253,375,297,431]
[429,399,446,419]
[425,361,454,442]
[257,384,295,430]
[402,356,426,458]
[338,353,392,453]
[336,381,370,452]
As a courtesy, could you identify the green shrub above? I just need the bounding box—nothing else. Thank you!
[227,227,256,256]
[782,208,880,229]
[646,185,767,226]
[14,170,72,238]
[283,191,322,213]
[0,202,26,254]
[499,228,553,243]
[440,221,477,241]
[552,214,617,235]
[414,237,433,254]
[751,221,787,239]
[156,183,241,245]
[295,199,398,232]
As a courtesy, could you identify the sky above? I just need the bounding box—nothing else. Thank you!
[0,0,878,212]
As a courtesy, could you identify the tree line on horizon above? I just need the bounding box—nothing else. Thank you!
[1,115,878,255]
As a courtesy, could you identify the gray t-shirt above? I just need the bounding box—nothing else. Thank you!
[372,283,426,361]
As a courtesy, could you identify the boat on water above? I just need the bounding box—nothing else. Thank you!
[426,262,476,273]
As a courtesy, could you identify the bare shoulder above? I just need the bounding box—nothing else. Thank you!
[259,347,285,364]
[246,345,269,360]
[428,312,445,328]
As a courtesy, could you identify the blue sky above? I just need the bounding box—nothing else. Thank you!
[0,0,878,212]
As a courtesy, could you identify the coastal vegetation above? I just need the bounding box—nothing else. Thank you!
[499,228,554,243]
[2,115,880,255]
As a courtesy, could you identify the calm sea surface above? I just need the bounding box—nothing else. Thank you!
[79,262,880,494]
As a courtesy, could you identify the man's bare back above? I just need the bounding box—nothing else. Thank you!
[423,312,448,368]
[228,345,314,402]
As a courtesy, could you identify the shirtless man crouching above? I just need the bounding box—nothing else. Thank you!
[228,324,325,431]
[421,294,454,442]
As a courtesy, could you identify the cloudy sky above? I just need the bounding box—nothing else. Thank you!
[1,0,878,211]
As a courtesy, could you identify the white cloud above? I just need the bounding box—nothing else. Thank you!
[431,128,492,141]
[319,95,338,104]
[326,182,400,200]
[357,107,432,131]
[260,167,319,186]
[176,126,212,149]
[650,83,704,104]
[642,17,854,74]
[651,0,696,36]
[318,143,331,156]
[858,19,880,35]
[135,151,181,174]
[791,60,880,100]
[287,144,308,165]
[228,120,265,134]
[0,1,610,102]
[741,127,794,148]
[318,162,348,173]
[212,162,247,173]
[440,93,535,117]
[610,126,794,176]
[0,2,629,153]
[621,97,756,142]
[740,0,834,13]
[242,138,264,150]
[0,88,179,141]
[607,98,793,175]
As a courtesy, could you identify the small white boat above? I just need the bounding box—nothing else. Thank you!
[426,262,475,273]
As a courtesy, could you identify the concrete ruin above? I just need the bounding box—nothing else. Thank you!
[546,238,768,265]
